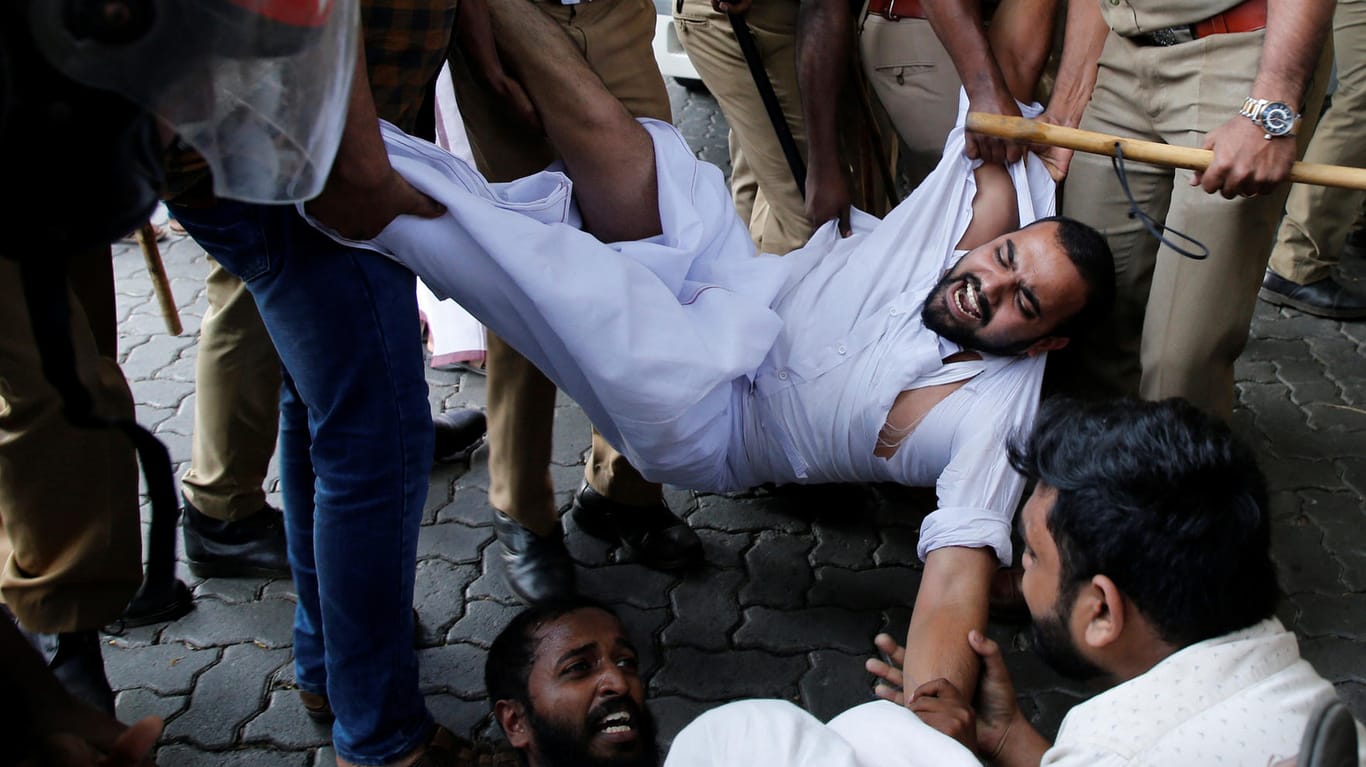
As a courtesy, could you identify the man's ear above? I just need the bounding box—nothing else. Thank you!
[494,699,532,749]
[1026,336,1070,357]
[1079,574,1125,649]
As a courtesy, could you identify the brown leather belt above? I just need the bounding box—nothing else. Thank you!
[1130,0,1267,46]
[867,0,927,22]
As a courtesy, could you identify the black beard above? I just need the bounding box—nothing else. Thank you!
[1029,605,1107,682]
[921,272,1036,357]
[526,698,660,767]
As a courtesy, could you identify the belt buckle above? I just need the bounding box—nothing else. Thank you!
[1151,25,1195,45]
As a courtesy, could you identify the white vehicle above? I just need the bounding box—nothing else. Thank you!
[653,0,707,91]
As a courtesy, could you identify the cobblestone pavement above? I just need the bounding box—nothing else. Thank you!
[103,80,1366,764]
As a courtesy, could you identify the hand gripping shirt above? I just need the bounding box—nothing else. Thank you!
[309,94,1054,564]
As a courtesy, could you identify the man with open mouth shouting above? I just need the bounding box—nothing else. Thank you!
[487,599,659,767]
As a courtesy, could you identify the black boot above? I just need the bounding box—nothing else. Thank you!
[182,497,290,578]
[433,408,487,464]
[19,625,116,714]
[568,483,702,570]
[493,511,576,605]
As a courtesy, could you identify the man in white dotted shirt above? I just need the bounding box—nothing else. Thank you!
[861,397,1366,766]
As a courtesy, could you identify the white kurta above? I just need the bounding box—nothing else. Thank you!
[1043,618,1366,766]
[307,96,1054,564]
[664,700,980,767]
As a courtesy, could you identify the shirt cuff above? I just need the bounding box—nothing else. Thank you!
[917,506,1013,567]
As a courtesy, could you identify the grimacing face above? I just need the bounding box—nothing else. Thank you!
[519,608,657,767]
[921,221,1087,356]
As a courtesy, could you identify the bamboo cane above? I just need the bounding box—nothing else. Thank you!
[966,113,1366,191]
[134,223,183,336]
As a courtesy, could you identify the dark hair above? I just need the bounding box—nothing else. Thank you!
[1026,215,1115,340]
[485,597,620,706]
[1008,397,1278,648]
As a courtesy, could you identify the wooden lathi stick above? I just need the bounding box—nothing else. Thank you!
[966,113,1366,191]
[134,223,183,336]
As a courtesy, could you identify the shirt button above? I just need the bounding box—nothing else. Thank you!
[889,308,899,316]
[777,370,789,380]
[837,345,847,355]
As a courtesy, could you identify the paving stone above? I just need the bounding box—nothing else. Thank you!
[693,528,751,569]
[1233,357,1277,384]
[427,692,494,737]
[811,521,879,569]
[243,690,332,749]
[122,334,197,380]
[1301,636,1366,683]
[799,650,878,721]
[417,520,487,565]
[434,486,497,527]
[738,531,813,609]
[648,696,717,748]
[1301,489,1366,559]
[690,495,812,534]
[1335,681,1366,725]
[156,745,309,767]
[116,687,188,726]
[873,526,924,568]
[312,746,337,767]
[735,606,881,655]
[1290,591,1366,638]
[160,597,295,648]
[105,642,220,695]
[578,564,676,609]
[163,642,291,748]
[564,520,618,566]
[651,646,807,701]
[550,406,595,465]
[194,577,264,604]
[1261,457,1345,495]
[418,642,487,698]
[414,558,481,646]
[662,570,744,652]
[446,599,524,648]
[809,565,923,611]
[1271,513,1345,595]
[262,578,298,601]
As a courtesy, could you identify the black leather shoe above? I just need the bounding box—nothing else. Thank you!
[568,483,702,570]
[493,511,576,605]
[433,408,486,464]
[1260,270,1366,319]
[182,497,291,578]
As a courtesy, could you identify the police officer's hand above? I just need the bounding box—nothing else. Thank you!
[805,157,852,237]
[965,90,1024,166]
[1192,116,1296,199]
[1029,109,1075,182]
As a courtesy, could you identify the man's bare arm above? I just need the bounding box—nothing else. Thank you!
[797,0,853,235]
[922,0,1027,164]
[903,545,997,697]
[1192,0,1331,197]
[1032,0,1108,180]
[304,50,446,240]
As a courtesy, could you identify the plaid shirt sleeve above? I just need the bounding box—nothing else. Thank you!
[362,0,459,135]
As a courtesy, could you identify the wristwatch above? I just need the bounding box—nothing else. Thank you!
[1238,97,1302,139]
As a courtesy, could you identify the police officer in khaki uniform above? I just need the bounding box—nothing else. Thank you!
[1261,0,1366,320]
[1043,0,1331,417]
[450,0,701,605]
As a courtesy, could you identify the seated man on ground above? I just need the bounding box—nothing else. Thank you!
[308,0,1113,707]
[485,598,660,767]
[667,398,1365,766]
[863,397,1366,766]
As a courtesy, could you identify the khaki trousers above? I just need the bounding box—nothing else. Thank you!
[180,259,281,521]
[1056,30,1328,417]
[0,250,142,632]
[449,0,671,535]
[1269,0,1366,285]
[857,14,960,190]
[675,0,812,256]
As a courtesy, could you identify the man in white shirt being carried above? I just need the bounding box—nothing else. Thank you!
[311,0,1113,713]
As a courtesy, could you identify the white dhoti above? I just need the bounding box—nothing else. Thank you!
[663,700,981,767]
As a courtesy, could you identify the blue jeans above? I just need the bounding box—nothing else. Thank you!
[169,200,435,764]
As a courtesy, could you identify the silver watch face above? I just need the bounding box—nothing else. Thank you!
[1260,102,1297,136]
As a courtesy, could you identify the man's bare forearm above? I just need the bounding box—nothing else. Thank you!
[1251,0,1331,106]
[1040,0,1108,127]
[923,0,1014,106]
[797,0,849,173]
[904,545,997,695]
